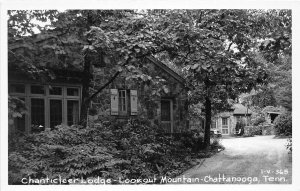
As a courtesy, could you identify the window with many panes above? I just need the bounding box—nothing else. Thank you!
[8,83,81,133]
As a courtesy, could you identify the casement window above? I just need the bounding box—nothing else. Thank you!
[67,100,79,125]
[9,83,81,133]
[110,89,137,116]
[31,98,46,132]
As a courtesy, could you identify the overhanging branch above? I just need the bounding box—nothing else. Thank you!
[85,69,122,104]
[84,48,169,104]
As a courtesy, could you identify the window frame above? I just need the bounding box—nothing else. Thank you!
[66,87,80,98]
[49,86,63,96]
[8,82,82,133]
[30,85,46,95]
[49,98,64,129]
[66,99,80,126]
[30,97,46,132]
[9,83,26,95]
[118,89,128,115]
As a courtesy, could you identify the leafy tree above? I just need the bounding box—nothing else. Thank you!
[8,10,290,147]
[274,111,292,136]
[143,10,271,146]
[240,86,277,108]
[241,10,292,111]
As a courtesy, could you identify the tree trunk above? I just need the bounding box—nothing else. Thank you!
[204,95,211,148]
[79,13,94,126]
[80,53,92,126]
[203,74,211,148]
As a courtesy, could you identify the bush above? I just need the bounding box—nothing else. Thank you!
[9,125,121,184]
[243,125,262,137]
[249,107,266,127]
[210,137,225,151]
[8,118,206,184]
[274,112,292,136]
[251,115,266,126]
[235,121,246,135]
[286,138,292,152]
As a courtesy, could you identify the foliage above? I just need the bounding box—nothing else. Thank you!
[8,10,58,37]
[273,112,292,136]
[243,125,263,137]
[8,9,291,146]
[8,96,27,117]
[251,116,266,126]
[239,10,292,112]
[257,10,291,63]
[247,88,277,108]
[8,96,27,126]
[286,138,292,152]
[8,10,187,123]
[271,55,292,111]
[146,10,280,146]
[250,107,266,126]
[210,137,225,151]
[262,105,282,113]
[8,118,206,185]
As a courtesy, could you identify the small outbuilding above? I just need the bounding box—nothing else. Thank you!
[211,103,252,135]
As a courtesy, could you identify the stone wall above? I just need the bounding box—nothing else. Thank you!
[213,112,252,135]
[88,57,189,133]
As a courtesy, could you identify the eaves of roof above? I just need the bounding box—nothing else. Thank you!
[146,56,185,85]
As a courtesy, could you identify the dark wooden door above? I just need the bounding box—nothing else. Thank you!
[161,99,173,133]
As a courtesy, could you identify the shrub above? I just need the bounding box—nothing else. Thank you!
[286,138,292,152]
[235,121,246,135]
[249,107,266,127]
[210,137,225,151]
[8,118,206,184]
[9,125,122,184]
[251,115,266,126]
[274,112,292,136]
[243,125,262,137]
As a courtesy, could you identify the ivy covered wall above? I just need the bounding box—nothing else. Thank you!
[88,57,189,133]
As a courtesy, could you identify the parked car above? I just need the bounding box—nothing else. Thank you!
[210,129,222,137]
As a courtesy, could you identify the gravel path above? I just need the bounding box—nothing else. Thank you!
[175,135,292,184]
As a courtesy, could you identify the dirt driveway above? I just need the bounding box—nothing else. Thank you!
[177,135,292,184]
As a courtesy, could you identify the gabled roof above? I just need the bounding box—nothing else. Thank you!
[233,103,252,115]
[146,56,185,85]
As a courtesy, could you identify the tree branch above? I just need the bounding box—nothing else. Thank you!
[84,47,169,104]
[227,42,233,51]
[85,69,122,103]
